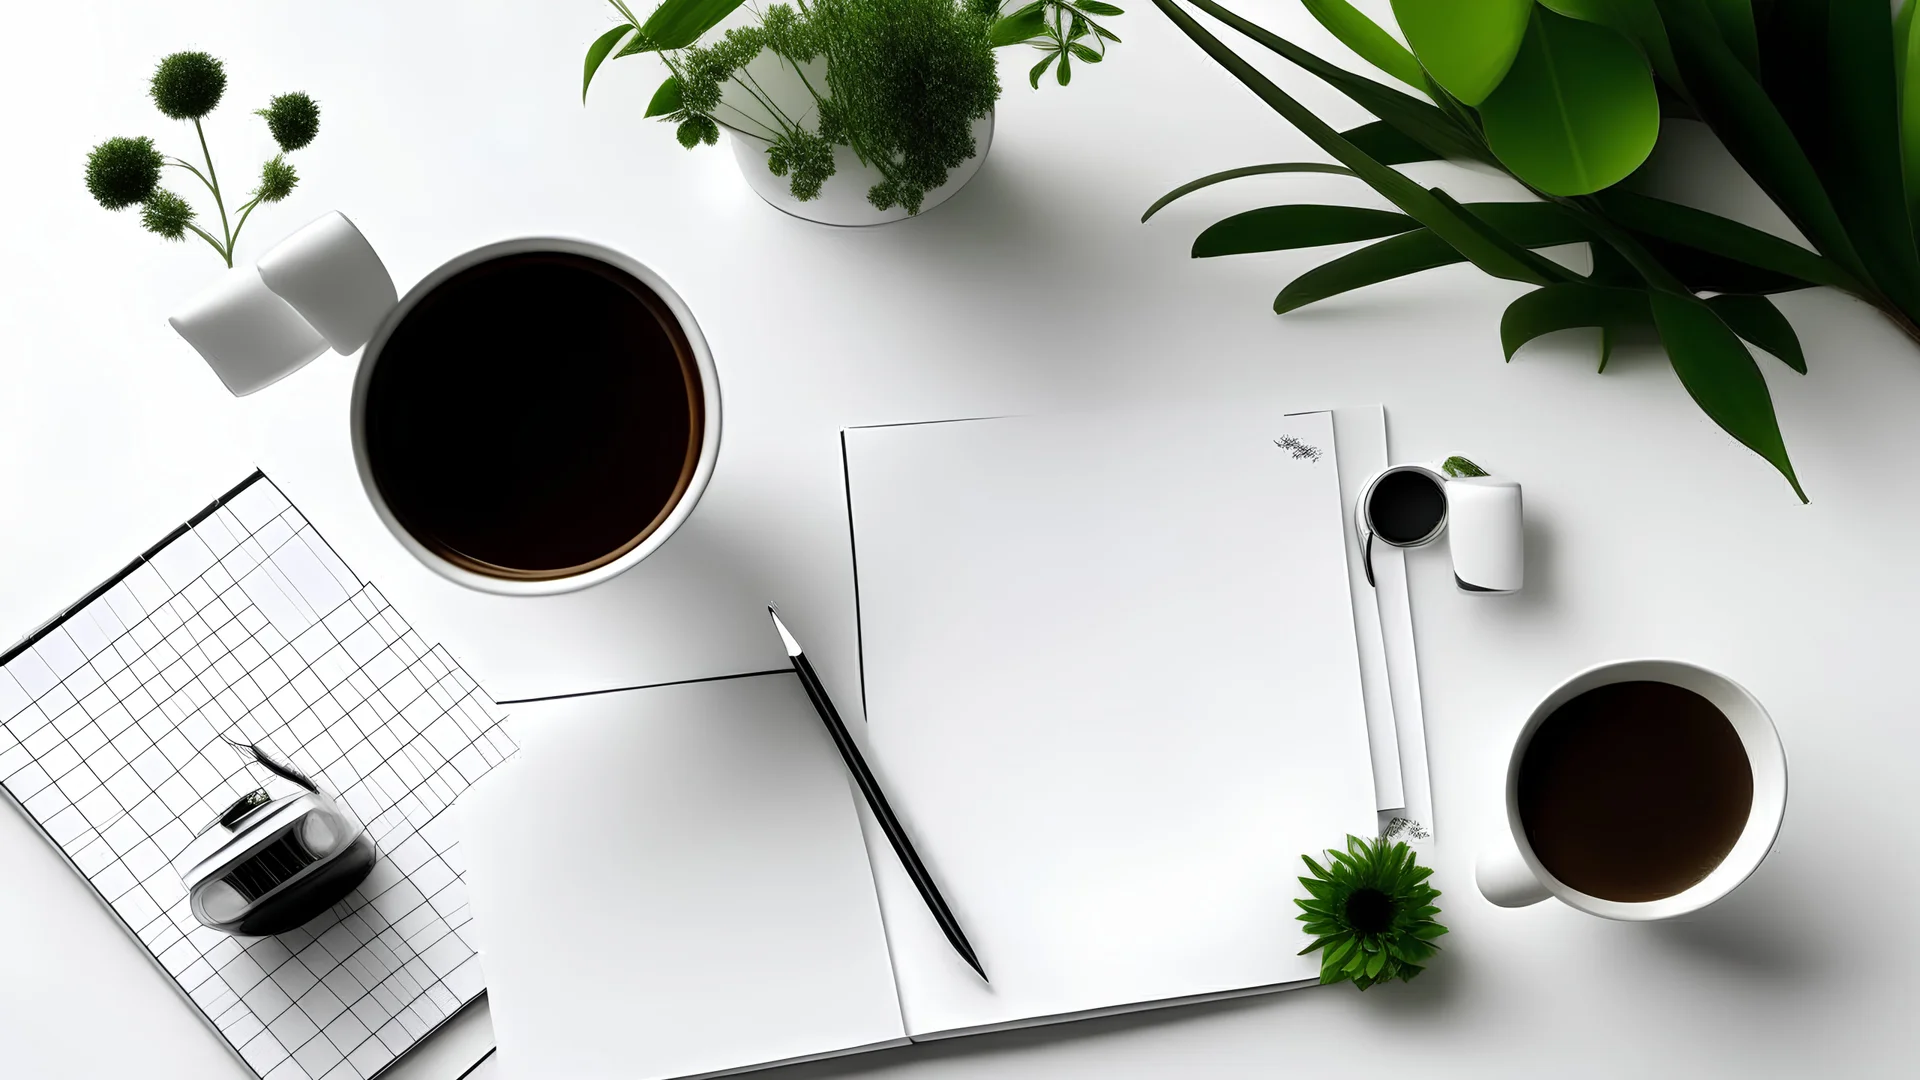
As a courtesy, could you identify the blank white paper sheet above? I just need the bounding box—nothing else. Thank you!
[843,409,1380,1037]
[458,674,909,1080]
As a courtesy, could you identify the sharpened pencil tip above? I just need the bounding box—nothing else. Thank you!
[767,605,803,657]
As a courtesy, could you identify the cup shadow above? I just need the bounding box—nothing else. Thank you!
[1645,857,1821,981]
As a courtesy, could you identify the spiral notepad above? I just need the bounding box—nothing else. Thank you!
[0,473,514,1080]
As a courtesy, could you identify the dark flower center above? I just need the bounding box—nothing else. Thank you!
[1344,887,1394,934]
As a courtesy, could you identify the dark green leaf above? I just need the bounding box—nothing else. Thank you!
[1390,0,1534,104]
[1428,186,1572,283]
[1817,2,1920,316]
[1500,282,1651,360]
[1342,120,1441,165]
[643,75,683,118]
[1274,201,1590,313]
[1411,922,1451,939]
[991,6,1050,45]
[1478,8,1660,196]
[1902,0,1920,222]
[1093,23,1123,43]
[1187,0,1494,165]
[1058,47,1073,85]
[583,24,638,103]
[1652,0,1866,285]
[1193,204,1418,257]
[1143,163,1356,223]
[1539,0,1680,88]
[1070,13,1089,40]
[1070,42,1103,62]
[1649,291,1806,501]
[1705,0,1758,75]
[1324,937,1357,966]
[1302,0,1426,89]
[1030,51,1058,89]
[1080,0,1125,13]
[1161,0,1552,284]
[1590,191,1856,291]
[1631,234,1815,295]
[1705,294,1806,373]
[641,0,746,49]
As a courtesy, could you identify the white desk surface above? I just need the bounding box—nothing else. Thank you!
[1,1,1911,1076]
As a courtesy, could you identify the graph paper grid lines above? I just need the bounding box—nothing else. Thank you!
[0,473,515,1080]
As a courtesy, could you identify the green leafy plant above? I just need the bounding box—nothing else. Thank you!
[84,53,322,267]
[1146,0,1920,503]
[989,0,1127,88]
[1296,834,1446,990]
[582,0,1122,211]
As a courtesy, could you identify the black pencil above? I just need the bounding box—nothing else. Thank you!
[768,605,988,983]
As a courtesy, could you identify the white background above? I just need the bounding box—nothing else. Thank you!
[1,0,1912,1076]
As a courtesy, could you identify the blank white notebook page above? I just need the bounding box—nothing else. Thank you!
[844,409,1379,1037]
[457,675,907,1080]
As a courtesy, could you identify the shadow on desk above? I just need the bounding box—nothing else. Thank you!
[1649,855,1823,981]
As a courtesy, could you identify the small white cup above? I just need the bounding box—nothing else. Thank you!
[1476,659,1787,920]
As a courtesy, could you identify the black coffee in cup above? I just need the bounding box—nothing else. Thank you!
[362,252,705,580]
[1365,467,1447,546]
[1518,681,1753,903]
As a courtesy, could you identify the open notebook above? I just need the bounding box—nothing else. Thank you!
[460,408,1386,1078]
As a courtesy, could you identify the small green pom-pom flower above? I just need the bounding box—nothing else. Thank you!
[140,189,196,240]
[150,51,227,120]
[256,92,320,151]
[256,154,299,202]
[85,136,164,209]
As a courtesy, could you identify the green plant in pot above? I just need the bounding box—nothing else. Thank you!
[1148,0,1920,502]
[581,0,1124,220]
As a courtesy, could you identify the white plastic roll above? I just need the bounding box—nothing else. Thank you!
[167,264,329,396]
[256,211,397,355]
[1445,477,1524,594]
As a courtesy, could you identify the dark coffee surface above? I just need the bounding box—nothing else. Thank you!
[1369,470,1446,544]
[365,252,701,577]
[1519,681,1752,903]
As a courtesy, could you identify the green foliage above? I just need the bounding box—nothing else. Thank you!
[140,189,196,240]
[1144,0,1920,502]
[256,155,299,202]
[1477,7,1659,196]
[84,52,324,267]
[1389,0,1531,105]
[584,0,1000,213]
[810,0,999,212]
[150,51,227,120]
[1301,0,1422,90]
[990,1,1125,89]
[85,136,164,210]
[257,92,321,151]
[1440,456,1488,477]
[1295,835,1445,990]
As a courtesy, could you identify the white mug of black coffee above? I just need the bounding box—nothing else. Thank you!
[172,214,722,596]
[1356,464,1524,593]
[1477,659,1787,920]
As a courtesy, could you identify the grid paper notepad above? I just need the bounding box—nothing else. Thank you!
[0,473,515,1080]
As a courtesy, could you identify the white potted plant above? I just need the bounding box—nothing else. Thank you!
[581,0,1125,225]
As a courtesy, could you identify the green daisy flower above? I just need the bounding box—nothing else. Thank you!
[1296,834,1447,990]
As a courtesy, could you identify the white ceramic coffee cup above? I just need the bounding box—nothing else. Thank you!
[170,214,722,597]
[1476,659,1787,920]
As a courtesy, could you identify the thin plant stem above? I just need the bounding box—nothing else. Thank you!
[165,157,218,198]
[192,118,233,266]
[183,221,229,260]
[228,194,265,256]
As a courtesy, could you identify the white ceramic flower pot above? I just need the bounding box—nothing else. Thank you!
[726,110,993,227]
